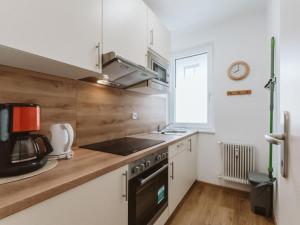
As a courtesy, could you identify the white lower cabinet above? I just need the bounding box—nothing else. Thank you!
[168,134,198,216]
[0,165,128,225]
[186,135,198,188]
[168,147,188,215]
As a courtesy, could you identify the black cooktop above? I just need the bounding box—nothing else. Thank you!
[80,137,165,156]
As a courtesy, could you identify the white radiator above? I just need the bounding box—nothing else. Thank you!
[220,142,255,184]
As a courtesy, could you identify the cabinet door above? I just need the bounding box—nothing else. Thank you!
[168,150,188,215]
[0,166,128,225]
[103,0,148,67]
[147,8,171,61]
[186,135,198,188]
[0,0,102,73]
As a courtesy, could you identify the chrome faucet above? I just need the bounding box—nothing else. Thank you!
[157,123,173,132]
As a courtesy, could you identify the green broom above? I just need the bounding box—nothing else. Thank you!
[264,37,276,179]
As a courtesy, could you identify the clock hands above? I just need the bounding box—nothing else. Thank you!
[233,64,240,74]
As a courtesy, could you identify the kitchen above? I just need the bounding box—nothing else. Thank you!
[0,0,299,225]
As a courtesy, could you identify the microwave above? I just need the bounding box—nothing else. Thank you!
[147,51,169,85]
[128,51,169,94]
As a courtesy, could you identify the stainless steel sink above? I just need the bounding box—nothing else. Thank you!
[158,129,188,135]
[161,130,187,134]
[150,127,188,135]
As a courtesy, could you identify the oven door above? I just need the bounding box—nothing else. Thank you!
[152,60,169,84]
[129,160,168,225]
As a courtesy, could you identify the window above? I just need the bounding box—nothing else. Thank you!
[171,45,213,131]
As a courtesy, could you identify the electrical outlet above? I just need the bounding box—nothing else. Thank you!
[132,112,138,120]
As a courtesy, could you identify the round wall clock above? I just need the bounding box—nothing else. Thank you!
[227,61,250,80]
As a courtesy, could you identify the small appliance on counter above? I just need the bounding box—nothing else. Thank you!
[0,103,53,177]
[49,123,74,160]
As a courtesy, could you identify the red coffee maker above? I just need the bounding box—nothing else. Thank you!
[0,103,53,177]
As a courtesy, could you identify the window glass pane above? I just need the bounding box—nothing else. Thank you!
[175,53,208,124]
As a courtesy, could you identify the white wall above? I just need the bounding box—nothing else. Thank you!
[172,11,269,191]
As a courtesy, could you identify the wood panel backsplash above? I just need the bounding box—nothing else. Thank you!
[0,65,166,146]
[0,66,77,136]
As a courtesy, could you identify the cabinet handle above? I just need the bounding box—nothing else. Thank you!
[96,42,101,69]
[189,139,192,152]
[170,162,174,180]
[150,29,154,46]
[122,171,128,201]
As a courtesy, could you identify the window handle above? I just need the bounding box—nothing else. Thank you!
[208,92,212,102]
[150,29,154,46]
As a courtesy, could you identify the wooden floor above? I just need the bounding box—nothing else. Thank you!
[167,182,274,225]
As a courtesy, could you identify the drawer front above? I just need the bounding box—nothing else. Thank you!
[168,139,188,159]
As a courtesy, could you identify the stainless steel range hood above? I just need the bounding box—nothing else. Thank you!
[81,52,158,89]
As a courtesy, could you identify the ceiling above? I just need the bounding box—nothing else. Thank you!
[144,0,268,33]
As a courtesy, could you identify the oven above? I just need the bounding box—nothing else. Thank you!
[128,148,168,225]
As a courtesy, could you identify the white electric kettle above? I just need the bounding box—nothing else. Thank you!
[49,123,74,159]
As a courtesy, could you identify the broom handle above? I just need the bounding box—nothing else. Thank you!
[268,37,276,178]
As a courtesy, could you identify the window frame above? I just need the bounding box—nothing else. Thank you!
[169,44,214,132]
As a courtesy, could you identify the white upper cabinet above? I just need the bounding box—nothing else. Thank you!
[147,8,171,62]
[103,0,148,67]
[0,0,102,78]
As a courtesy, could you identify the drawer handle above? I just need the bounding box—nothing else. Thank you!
[122,171,128,201]
[96,42,101,69]
[170,162,174,180]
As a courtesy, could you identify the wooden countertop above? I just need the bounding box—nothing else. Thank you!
[0,131,198,219]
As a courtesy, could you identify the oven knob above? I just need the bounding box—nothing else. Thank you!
[140,163,146,171]
[162,153,167,159]
[134,166,140,174]
[145,160,151,167]
[156,154,162,161]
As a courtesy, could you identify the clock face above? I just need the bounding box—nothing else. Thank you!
[228,61,250,80]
